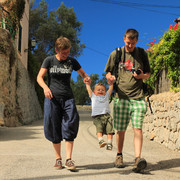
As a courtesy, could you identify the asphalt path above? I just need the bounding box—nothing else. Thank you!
[0,110,180,180]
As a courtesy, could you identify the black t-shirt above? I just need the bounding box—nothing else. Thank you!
[41,55,81,98]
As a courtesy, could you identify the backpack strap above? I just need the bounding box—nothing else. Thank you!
[138,47,146,66]
[114,47,122,79]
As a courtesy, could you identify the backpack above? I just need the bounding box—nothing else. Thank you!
[111,47,154,114]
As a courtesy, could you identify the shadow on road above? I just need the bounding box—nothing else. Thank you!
[0,120,44,141]
[147,158,180,172]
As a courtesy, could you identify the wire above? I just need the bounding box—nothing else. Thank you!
[91,0,180,9]
[86,46,109,57]
[91,0,180,16]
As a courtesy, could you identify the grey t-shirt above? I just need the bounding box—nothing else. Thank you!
[104,47,150,99]
[41,55,81,98]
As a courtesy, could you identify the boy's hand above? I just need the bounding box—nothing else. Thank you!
[84,77,91,84]
[107,75,115,85]
[106,74,116,81]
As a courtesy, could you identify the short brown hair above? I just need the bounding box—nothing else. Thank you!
[55,36,71,51]
[124,29,139,40]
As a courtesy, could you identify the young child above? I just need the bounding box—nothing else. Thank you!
[86,81,115,150]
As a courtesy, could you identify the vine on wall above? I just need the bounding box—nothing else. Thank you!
[146,24,180,92]
[2,0,25,34]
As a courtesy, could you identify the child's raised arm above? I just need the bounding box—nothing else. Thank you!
[107,79,114,96]
[107,83,113,96]
[85,81,92,97]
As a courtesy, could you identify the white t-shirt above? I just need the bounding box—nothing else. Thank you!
[91,92,110,117]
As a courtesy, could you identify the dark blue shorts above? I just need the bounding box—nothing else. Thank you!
[44,97,79,143]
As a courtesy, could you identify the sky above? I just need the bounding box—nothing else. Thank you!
[33,0,180,81]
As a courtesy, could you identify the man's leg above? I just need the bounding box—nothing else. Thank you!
[113,98,130,168]
[133,128,143,158]
[114,131,126,168]
[116,131,125,154]
[131,98,147,172]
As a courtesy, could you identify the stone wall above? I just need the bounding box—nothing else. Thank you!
[144,92,180,152]
[0,28,42,126]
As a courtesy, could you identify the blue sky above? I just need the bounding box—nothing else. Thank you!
[33,0,180,81]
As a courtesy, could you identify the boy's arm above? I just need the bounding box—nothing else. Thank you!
[86,83,92,97]
[107,83,113,96]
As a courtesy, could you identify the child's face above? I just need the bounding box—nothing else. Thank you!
[94,85,106,96]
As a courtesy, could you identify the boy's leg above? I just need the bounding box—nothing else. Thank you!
[106,133,113,150]
[97,132,103,139]
[97,132,107,148]
[93,116,107,148]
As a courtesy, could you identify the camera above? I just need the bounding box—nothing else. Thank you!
[131,68,141,75]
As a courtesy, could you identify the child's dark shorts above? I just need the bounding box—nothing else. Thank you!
[44,97,79,144]
[93,113,115,135]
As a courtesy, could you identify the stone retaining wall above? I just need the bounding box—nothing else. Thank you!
[144,92,180,152]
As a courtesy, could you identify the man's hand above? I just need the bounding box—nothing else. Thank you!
[132,69,150,80]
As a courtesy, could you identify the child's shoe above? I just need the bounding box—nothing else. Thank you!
[99,140,107,148]
[106,143,113,150]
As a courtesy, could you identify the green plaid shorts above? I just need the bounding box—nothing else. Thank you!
[113,98,147,131]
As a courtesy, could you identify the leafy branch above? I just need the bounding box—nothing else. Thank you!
[146,24,180,92]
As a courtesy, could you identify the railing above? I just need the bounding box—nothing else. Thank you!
[0,5,15,39]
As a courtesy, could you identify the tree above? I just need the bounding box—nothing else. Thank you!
[29,0,85,63]
[28,0,85,107]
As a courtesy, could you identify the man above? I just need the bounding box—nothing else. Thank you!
[105,29,150,173]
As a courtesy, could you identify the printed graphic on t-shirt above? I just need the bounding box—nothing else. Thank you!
[49,63,73,74]
[124,59,134,71]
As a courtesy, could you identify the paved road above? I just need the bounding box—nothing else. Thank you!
[0,110,180,180]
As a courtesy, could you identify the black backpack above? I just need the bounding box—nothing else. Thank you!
[110,47,154,114]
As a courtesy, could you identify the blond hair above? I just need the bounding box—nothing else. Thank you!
[94,83,106,90]
[55,36,71,51]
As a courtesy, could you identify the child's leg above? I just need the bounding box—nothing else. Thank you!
[106,133,114,150]
[96,132,107,148]
[107,133,113,144]
[97,132,103,139]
